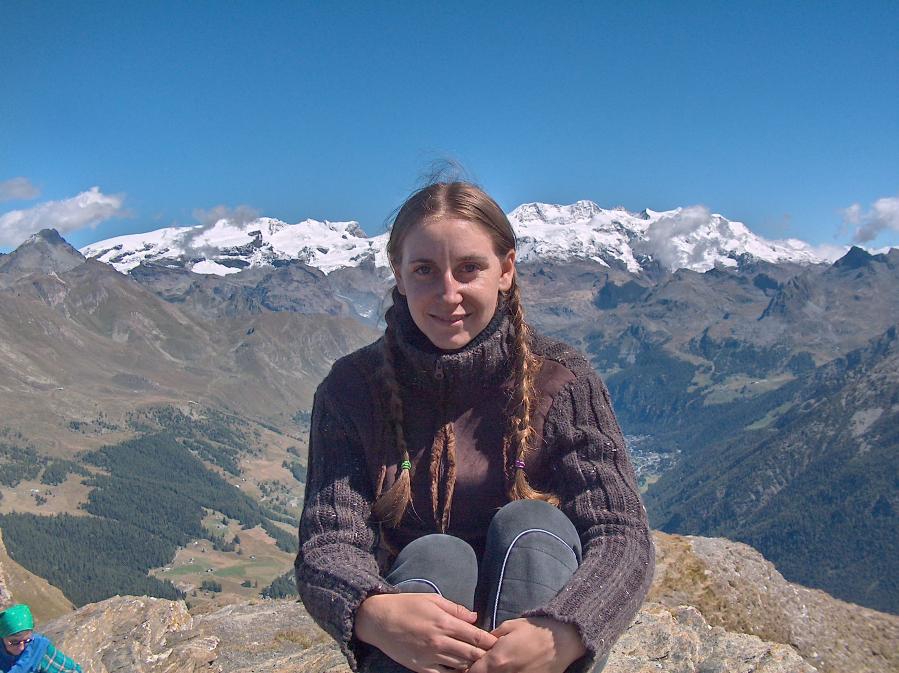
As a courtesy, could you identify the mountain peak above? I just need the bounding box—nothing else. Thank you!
[509,200,604,224]
[0,228,86,283]
[27,228,70,246]
[833,245,874,270]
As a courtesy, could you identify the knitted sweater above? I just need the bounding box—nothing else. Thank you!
[295,297,654,671]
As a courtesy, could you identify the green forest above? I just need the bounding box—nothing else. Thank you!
[0,512,183,605]
[0,407,300,607]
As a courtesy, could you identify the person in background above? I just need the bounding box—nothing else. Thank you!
[296,180,654,673]
[0,604,82,673]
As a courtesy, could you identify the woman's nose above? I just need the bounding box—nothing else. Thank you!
[439,271,462,302]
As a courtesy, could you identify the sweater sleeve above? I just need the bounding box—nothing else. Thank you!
[523,363,655,669]
[295,378,397,671]
[39,643,83,673]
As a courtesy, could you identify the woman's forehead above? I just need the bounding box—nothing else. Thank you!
[400,217,498,258]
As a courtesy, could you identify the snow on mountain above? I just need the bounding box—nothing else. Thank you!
[508,201,647,272]
[81,202,839,277]
[82,217,390,274]
[507,202,834,272]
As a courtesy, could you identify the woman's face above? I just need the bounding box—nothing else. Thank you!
[393,217,515,351]
[2,630,33,656]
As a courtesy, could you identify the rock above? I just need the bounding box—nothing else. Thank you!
[39,596,348,673]
[42,595,216,673]
[608,604,816,673]
[191,600,347,673]
[649,532,898,673]
[37,596,818,673]
[0,531,12,609]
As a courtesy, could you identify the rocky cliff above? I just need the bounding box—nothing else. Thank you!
[4,531,896,673]
[648,532,897,673]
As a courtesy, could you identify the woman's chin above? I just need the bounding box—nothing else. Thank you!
[432,335,472,351]
[422,327,472,351]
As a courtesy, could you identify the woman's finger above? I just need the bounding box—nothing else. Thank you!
[434,613,497,651]
[429,594,479,623]
[432,644,487,670]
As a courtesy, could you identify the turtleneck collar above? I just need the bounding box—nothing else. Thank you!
[385,288,514,391]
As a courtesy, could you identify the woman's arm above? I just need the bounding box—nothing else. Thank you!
[523,357,655,670]
[38,642,83,673]
[295,380,397,670]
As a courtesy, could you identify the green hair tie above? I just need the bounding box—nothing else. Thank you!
[400,460,412,471]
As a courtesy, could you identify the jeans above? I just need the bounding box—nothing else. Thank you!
[360,499,606,672]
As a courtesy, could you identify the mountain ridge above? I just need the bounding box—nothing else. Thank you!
[79,201,878,278]
[646,324,899,612]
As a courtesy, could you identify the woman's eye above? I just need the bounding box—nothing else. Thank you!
[461,263,479,274]
[412,265,431,276]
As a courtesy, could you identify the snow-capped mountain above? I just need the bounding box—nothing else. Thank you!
[507,201,832,273]
[81,201,840,276]
[81,217,391,275]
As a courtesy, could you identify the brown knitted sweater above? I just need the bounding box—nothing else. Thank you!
[295,297,654,671]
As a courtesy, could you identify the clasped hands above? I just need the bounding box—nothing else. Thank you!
[354,593,587,673]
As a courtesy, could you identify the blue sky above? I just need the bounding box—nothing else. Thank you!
[1,1,897,253]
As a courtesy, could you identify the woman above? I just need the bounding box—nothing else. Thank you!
[295,181,653,673]
[0,604,82,673]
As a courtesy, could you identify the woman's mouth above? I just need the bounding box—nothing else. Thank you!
[431,313,468,325]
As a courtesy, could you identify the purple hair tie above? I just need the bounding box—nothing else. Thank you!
[514,460,526,469]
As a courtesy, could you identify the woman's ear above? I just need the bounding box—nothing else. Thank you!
[498,249,516,292]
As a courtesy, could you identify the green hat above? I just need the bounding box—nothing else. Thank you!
[0,605,33,638]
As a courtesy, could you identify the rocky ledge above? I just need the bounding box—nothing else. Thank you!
[39,594,815,673]
[6,531,897,673]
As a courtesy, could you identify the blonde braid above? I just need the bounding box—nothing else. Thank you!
[505,281,559,505]
[371,325,413,526]
[428,426,444,527]
[427,423,457,532]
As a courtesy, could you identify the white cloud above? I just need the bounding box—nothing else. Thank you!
[0,177,40,202]
[0,187,127,247]
[842,195,899,243]
[184,204,261,255]
[806,242,849,262]
[192,204,260,229]
[641,205,714,268]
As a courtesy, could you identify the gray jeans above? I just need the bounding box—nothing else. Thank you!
[361,499,606,672]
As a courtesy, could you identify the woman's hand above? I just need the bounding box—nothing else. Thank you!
[466,617,587,673]
[354,593,498,673]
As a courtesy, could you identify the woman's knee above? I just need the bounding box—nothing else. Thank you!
[487,499,582,559]
[393,533,477,568]
[481,500,582,629]
[386,534,478,609]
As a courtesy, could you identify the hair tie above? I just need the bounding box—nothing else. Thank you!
[514,460,526,469]
[400,460,412,471]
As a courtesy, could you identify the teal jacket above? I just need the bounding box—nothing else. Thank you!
[0,635,82,673]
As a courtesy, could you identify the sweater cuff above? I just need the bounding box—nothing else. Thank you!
[307,573,399,672]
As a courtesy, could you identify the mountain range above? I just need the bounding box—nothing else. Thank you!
[0,200,896,617]
[80,200,845,277]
